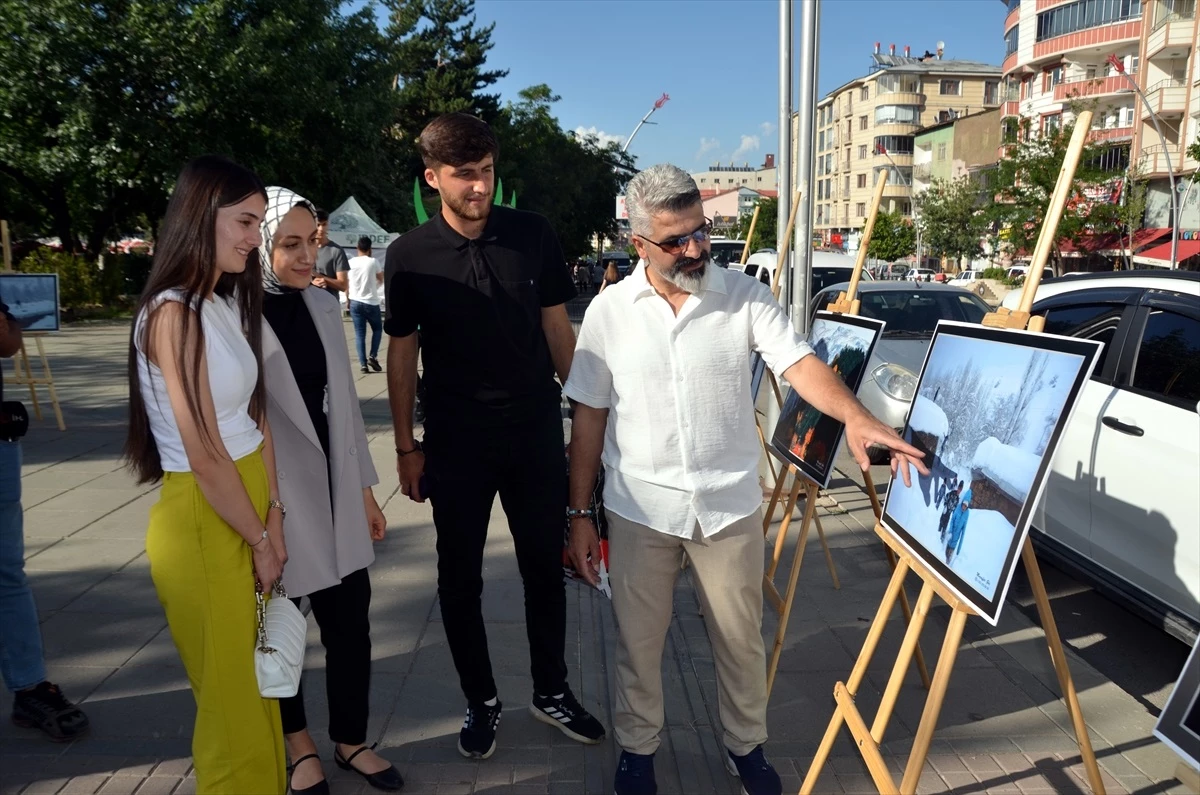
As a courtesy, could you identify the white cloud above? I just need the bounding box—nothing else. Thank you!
[695,137,721,160]
[760,121,777,137]
[730,134,761,163]
[574,125,623,148]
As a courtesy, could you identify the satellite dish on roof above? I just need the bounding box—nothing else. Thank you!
[937,40,945,50]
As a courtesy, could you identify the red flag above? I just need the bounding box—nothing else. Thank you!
[654,93,670,109]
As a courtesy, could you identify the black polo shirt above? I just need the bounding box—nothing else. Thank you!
[384,206,575,427]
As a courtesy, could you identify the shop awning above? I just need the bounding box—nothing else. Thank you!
[1132,238,1200,267]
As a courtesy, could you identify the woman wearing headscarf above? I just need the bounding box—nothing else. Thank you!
[257,186,403,794]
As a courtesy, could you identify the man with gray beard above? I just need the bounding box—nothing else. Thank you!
[563,164,926,795]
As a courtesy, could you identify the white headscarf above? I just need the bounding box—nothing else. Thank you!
[259,186,317,295]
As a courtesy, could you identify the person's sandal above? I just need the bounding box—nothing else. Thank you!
[286,753,330,795]
[11,682,89,742]
[334,742,404,792]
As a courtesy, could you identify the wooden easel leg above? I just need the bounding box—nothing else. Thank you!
[17,343,42,420]
[1022,539,1106,794]
[871,584,935,742]
[767,474,802,580]
[867,469,932,689]
[900,608,969,794]
[765,483,818,699]
[756,418,778,485]
[762,461,788,535]
[811,512,840,590]
[768,369,783,408]
[36,337,65,431]
[800,557,911,795]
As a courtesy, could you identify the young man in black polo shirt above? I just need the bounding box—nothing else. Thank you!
[313,209,348,299]
[384,112,605,759]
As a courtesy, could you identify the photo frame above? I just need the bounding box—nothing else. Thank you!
[0,272,60,332]
[1156,640,1200,771]
[881,321,1102,625]
[750,353,767,403]
[770,312,885,488]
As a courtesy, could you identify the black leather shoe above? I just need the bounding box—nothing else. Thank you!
[334,743,404,792]
[287,754,330,795]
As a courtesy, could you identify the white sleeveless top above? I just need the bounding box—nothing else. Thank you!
[135,289,264,472]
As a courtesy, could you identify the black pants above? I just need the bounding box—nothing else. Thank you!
[279,567,372,744]
[424,408,568,704]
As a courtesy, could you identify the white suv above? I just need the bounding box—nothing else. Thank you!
[1002,271,1200,641]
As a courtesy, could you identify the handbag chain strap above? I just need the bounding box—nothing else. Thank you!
[255,579,292,654]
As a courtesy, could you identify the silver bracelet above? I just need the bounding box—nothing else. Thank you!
[249,529,269,548]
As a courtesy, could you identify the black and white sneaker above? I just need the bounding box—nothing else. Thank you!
[458,699,502,759]
[529,688,606,744]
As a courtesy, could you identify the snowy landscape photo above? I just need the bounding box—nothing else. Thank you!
[1155,638,1200,770]
[771,312,884,488]
[881,322,1101,625]
[0,273,59,332]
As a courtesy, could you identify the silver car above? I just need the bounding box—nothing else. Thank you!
[810,281,992,463]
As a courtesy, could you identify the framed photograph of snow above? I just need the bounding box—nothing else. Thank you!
[770,312,885,488]
[0,273,60,332]
[880,321,1102,625]
[1156,640,1200,771]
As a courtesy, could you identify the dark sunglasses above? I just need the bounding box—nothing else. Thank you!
[639,219,712,255]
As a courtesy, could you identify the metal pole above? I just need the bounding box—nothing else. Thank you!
[622,94,670,155]
[1113,57,1177,267]
[792,0,819,333]
[881,150,916,269]
[777,0,793,308]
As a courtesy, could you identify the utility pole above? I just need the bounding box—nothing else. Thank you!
[792,0,820,333]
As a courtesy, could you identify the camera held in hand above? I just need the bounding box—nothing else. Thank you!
[0,401,29,442]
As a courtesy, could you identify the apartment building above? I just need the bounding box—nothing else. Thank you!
[691,154,778,194]
[1000,0,1199,265]
[808,45,1003,248]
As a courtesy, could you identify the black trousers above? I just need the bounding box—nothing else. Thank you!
[424,408,568,704]
[279,567,372,745]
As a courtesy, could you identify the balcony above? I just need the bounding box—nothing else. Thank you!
[1054,74,1129,102]
[1002,100,1021,117]
[913,163,932,181]
[874,151,914,166]
[881,184,912,199]
[1089,125,1135,143]
[1143,78,1188,117]
[1139,143,1185,175]
[1148,7,1196,57]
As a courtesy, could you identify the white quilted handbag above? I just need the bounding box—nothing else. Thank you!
[254,581,307,699]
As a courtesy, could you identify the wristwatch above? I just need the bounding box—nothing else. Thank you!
[268,499,287,518]
[396,441,423,457]
[566,507,596,520]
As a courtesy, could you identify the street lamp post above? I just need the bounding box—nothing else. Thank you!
[1109,54,1177,268]
[622,93,670,154]
[876,143,915,272]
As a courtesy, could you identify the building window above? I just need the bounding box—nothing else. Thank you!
[861,86,870,101]
[714,179,720,184]
[875,105,921,125]
[1004,27,1018,57]
[857,174,867,188]
[939,79,961,96]
[877,73,921,94]
[845,176,851,194]
[1085,65,1097,80]
[856,202,867,217]
[859,144,868,159]
[1044,66,1063,92]
[699,178,706,184]
[901,201,911,215]
[873,135,915,155]
[937,142,947,161]
[983,81,999,105]
[859,115,869,130]
[1043,113,1062,136]
[1036,0,1143,43]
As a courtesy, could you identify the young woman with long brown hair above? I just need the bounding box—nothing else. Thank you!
[124,155,287,794]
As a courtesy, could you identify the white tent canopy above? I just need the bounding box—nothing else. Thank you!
[326,197,399,255]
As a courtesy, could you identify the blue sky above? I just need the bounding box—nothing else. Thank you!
[371,0,1004,171]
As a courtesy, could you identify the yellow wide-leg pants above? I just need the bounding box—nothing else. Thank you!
[147,449,287,794]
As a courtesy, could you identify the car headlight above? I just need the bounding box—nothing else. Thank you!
[872,363,917,402]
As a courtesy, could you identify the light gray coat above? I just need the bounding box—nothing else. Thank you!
[262,287,378,598]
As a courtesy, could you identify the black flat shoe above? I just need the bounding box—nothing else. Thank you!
[287,753,330,795]
[334,743,404,792]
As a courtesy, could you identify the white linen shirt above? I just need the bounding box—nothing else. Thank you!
[564,263,813,539]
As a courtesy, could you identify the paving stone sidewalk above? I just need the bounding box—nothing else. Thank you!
[0,320,1193,795]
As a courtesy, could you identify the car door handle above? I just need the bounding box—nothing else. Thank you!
[1101,416,1144,437]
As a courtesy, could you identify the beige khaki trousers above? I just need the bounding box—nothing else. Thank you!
[607,509,768,757]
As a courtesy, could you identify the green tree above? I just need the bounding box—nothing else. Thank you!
[916,177,988,267]
[866,210,916,262]
[733,197,778,253]
[495,85,634,259]
[985,119,1125,275]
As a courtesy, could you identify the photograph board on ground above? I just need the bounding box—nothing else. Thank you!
[750,353,767,403]
[881,321,1101,625]
[0,273,60,332]
[770,311,885,488]
[1155,640,1200,770]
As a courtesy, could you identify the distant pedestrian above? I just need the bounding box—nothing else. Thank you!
[346,236,385,373]
[938,479,963,541]
[564,163,926,795]
[0,293,90,743]
[598,260,620,294]
[313,210,348,300]
[946,484,973,563]
[258,188,402,795]
[124,155,287,794]
[383,112,605,759]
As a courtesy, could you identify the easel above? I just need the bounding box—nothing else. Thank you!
[800,113,1105,795]
[1,220,66,431]
[760,172,930,698]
